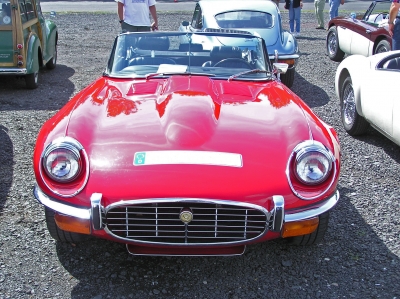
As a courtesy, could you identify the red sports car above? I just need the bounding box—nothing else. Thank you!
[326,0,392,62]
[33,31,341,256]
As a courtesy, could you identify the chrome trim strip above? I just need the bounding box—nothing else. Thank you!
[285,191,339,222]
[286,140,338,200]
[104,198,271,246]
[269,54,300,60]
[33,184,90,219]
[271,195,284,232]
[0,68,27,75]
[90,193,103,230]
[126,244,246,256]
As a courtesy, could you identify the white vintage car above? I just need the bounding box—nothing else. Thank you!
[335,50,400,145]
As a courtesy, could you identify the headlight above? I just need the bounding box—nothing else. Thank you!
[295,149,331,185]
[42,138,83,183]
[287,140,337,200]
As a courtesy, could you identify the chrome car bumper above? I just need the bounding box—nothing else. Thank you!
[34,184,339,236]
[0,68,27,75]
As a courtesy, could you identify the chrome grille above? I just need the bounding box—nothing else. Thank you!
[105,201,268,245]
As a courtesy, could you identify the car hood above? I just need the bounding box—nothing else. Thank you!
[57,76,314,205]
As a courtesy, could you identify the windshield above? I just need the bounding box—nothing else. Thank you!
[0,0,12,26]
[106,31,271,81]
[364,1,391,26]
[215,11,274,29]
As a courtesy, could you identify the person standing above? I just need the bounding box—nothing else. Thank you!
[388,0,400,50]
[315,0,325,29]
[329,0,344,20]
[285,0,303,37]
[116,0,158,32]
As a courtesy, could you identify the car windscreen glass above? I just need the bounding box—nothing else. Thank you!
[214,11,274,29]
[106,31,271,81]
[364,1,391,26]
[0,0,12,26]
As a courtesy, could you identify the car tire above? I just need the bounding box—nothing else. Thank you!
[288,212,330,246]
[25,70,39,89]
[326,27,345,62]
[46,44,57,70]
[45,207,89,243]
[340,76,369,135]
[280,67,295,88]
[374,39,390,54]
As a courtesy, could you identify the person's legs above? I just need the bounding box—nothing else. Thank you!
[316,0,325,28]
[393,21,400,50]
[329,0,339,20]
[289,5,295,33]
[294,7,301,34]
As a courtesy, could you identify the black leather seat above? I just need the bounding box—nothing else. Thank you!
[129,57,176,66]
[202,46,243,67]
[383,57,400,70]
[136,36,170,51]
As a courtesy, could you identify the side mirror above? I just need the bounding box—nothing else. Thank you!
[273,63,288,74]
[182,21,189,27]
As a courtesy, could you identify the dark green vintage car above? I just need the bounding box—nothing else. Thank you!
[0,0,57,89]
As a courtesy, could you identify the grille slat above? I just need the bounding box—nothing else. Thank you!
[105,201,268,244]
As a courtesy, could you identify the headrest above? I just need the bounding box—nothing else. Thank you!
[179,43,203,52]
[136,36,170,51]
[210,46,242,61]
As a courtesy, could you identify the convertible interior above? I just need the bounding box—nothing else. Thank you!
[109,33,269,79]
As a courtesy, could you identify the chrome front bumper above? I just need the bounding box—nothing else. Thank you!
[34,184,339,233]
[0,68,27,75]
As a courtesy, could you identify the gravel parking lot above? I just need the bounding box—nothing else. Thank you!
[0,11,399,299]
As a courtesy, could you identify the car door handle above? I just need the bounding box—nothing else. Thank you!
[366,29,371,34]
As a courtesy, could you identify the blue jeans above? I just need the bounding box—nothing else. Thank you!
[329,0,340,20]
[289,5,301,33]
[393,21,400,50]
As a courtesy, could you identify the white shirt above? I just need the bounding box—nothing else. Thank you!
[116,0,156,26]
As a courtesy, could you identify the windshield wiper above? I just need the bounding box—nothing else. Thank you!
[146,72,216,80]
[228,69,273,82]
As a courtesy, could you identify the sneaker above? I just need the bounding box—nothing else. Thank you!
[315,26,325,29]
[294,32,300,37]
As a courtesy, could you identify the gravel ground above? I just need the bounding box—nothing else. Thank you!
[0,11,399,299]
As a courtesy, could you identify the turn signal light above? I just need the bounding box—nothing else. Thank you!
[54,213,91,235]
[279,59,295,66]
[17,44,23,49]
[282,217,319,238]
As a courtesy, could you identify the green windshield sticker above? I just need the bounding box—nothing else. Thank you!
[134,152,146,165]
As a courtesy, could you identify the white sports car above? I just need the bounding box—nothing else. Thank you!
[335,50,400,145]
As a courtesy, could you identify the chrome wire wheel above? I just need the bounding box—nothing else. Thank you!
[327,32,338,56]
[342,79,356,127]
[340,76,369,135]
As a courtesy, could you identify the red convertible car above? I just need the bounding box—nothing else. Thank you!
[33,31,341,256]
[326,0,392,62]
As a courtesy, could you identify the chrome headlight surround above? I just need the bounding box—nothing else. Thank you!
[40,137,89,197]
[287,140,337,200]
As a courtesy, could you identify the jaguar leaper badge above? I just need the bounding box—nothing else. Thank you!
[179,208,193,224]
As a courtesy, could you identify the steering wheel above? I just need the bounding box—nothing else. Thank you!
[214,58,252,69]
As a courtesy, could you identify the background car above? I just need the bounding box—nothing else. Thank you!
[326,0,391,62]
[335,50,400,145]
[33,31,340,256]
[178,0,299,88]
[0,0,58,89]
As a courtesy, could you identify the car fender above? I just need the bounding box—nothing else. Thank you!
[43,20,58,62]
[25,34,41,74]
[335,55,369,117]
